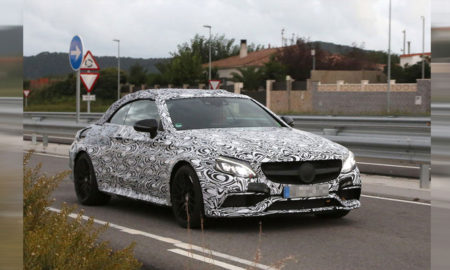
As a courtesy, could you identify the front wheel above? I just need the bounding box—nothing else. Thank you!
[170,165,204,228]
[315,209,350,218]
[74,153,110,205]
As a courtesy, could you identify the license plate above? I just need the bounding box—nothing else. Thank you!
[283,184,329,198]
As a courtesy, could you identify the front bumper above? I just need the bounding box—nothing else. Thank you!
[202,168,362,218]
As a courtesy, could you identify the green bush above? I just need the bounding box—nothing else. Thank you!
[23,152,142,270]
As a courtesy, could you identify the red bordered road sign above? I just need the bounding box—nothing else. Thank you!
[80,72,99,92]
[23,89,31,97]
[80,50,100,70]
[209,80,221,90]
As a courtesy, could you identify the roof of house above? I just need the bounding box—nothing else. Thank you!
[204,47,279,69]
[400,52,431,58]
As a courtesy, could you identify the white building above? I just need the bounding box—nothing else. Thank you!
[400,52,431,67]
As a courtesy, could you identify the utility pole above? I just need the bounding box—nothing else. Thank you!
[311,49,316,71]
[203,25,212,87]
[421,16,425,79]
[281,28,285,47]
[387,0,391,113]
[402,30,406,55]
[113,39,120,100]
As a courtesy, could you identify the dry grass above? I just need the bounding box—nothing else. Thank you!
[23,151,142,270]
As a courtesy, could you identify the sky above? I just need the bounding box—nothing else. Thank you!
[2,0,431,58]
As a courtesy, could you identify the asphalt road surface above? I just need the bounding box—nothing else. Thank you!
[30,153,430,270]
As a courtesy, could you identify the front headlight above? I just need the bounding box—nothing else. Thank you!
[215,156,256,178]
[341,151,356,173]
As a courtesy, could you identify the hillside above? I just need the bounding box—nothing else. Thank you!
[24,41,393,80]
[24,52,169,80]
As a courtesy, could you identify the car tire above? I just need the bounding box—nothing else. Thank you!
[74,152,111,205]
[315,209,350,218]
[170,165,204,228]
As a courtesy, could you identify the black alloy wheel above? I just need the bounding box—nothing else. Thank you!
[170,165,204,228]
[74,152,110,205]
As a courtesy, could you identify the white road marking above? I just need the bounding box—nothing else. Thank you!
[357,162,419,169]
[168,248,246,270]
[174,242,276,270]
[47,207,273,270]
[26,151,69,159]
[361,194,430,206]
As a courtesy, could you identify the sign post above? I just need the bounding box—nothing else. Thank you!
[23,89,31,107]
[80,50,100,113]
[80,72,99,112]
[69,35,84,123]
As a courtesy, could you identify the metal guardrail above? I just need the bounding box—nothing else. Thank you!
[23,111,431,162]
[431,103,450,178]
[24,112,103,122]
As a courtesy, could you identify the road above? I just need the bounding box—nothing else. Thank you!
[30,153,430,270]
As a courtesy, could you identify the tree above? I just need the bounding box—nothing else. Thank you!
[276,38,400,81]
[276,38,322,80]
[263,55,287,81]
[153,33,266,85]
[94,67,127,100]
[29,67,128,104]
[178,34,239,64]
[178,34,265,64]
[157,48,204,86]
[231,67,264,90]
[385,61,430,83]
[128,63,147,85]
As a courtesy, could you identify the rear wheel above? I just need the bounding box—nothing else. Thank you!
[315,209,350,218]
[170,165,204,228]
[74,153,110,205]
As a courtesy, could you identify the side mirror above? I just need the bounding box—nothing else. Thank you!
[281,116,294,127]
[134,119,158,138]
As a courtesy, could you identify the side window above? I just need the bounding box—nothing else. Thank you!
[109,103,132,125]
[124,100,160,126]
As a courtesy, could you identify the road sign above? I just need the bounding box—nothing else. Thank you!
[82,94,96,101]
[23,89,31,97]
[69,35,84,71]
[209,80,221,90]
[80,50,100,70]
[80,72,99,92]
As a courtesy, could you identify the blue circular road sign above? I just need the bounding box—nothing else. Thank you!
[69,35,84,71]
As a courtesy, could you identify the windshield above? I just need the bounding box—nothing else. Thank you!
[165,97,283,130]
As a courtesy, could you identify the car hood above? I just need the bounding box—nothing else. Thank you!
[176,127,348,163]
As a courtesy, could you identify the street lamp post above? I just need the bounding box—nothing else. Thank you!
[113,39,120,100]
[203,25,212,88]
[402,30,406,55]
[387,0,392,113]
[311,49,316,71]
[421,16,425,79]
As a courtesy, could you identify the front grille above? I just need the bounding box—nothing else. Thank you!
[266,198,340,211]
[261,160,342,184]
[220,194,268,208]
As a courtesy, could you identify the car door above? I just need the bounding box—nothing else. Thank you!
[112,99,167,201]
[94,102,133,193]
